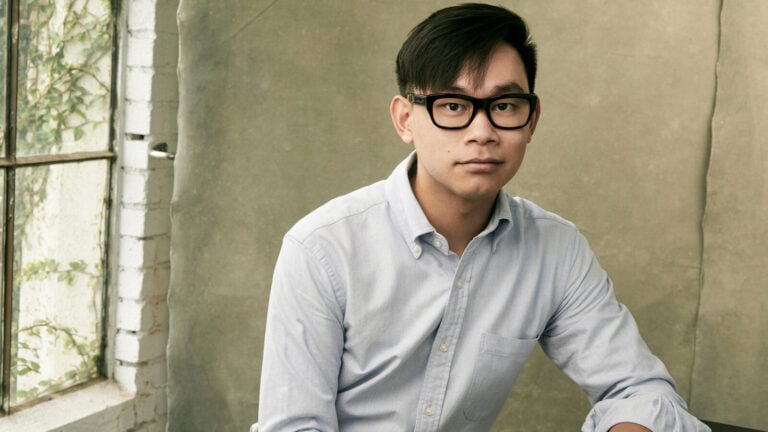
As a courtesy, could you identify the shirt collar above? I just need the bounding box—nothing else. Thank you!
[487,191,514,252]
[385,152,515,258]
[386,152,434,258]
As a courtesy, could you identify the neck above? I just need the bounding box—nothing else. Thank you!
[411,179,497,257]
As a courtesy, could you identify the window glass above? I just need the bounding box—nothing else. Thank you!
[1,0,115,411]
[11,161,109,405]
[16,0,113,157]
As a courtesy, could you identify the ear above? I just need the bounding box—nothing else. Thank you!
[390,95,414,144]
[528,96,542,136]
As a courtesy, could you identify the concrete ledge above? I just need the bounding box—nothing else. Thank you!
[0,381,135,432]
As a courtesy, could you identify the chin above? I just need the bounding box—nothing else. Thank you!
[458,188,501,202]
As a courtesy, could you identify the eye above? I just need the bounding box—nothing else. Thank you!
[435,98,470,116]
[492,101,521,112]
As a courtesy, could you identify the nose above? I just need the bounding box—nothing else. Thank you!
[464,108,498,144]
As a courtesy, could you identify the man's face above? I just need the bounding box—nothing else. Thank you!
[392,43,540,208]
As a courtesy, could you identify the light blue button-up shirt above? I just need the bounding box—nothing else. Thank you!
[257,153,710,432]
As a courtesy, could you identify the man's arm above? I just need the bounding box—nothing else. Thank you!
[257,235,344,432]
[540,231,710,432]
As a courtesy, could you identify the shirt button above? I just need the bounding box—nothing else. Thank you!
[413,244,421,254]
[425,405,433,416]
[456,280,464,289]
[434,239,442,248]
[439,343,448,353]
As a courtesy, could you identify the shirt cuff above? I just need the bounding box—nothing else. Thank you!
[581,393,712,432]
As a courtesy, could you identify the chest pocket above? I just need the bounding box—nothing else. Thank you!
[463,332,539,422]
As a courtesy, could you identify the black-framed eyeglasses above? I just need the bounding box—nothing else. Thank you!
[408,92,538,130]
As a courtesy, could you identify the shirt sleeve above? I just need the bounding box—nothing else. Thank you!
[257,235,344,432]
[581,392,711,432]
[540,230,711,432]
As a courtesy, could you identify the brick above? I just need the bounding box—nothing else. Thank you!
[125,101,179,137]
[119,207,170,238]
[120,234,171,268]
[114,357,167,394]
[126,68,155,102]
[151,70,179,102]
[139,358,168,390]
[117,298,142,331]
[152,35,179,68]
[121,169,151,204]
[117,296,168,332]
[120,167,175,206]
[135,391,160,424]
[148,166,175,205]
[122,139,154,170]
[119,207,147,237]
[117,267,146,299]
[118,236,149,268]
[153,235,171,265]
[115,330,168,363]
[128,0,157,32]
[114,331,140,362]
[118,266,170,300]
[125,101,152,135]
[148,101,179,136]
[126,36,156,68]
[119,236,159,268]
[114,362,140,393]
[148,296,170,331]
[146,207,171,236]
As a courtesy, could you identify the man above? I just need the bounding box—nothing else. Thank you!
[256,4,710,431]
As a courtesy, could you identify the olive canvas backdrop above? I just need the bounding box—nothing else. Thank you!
[168,1,768,431]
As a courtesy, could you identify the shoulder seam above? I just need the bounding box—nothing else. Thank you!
[292,199,389,240]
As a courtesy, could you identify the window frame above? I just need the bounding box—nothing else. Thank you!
[0,0,120,414]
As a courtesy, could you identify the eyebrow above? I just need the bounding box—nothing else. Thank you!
[440,82,528,95]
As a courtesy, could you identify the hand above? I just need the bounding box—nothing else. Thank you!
[609,423,652,432]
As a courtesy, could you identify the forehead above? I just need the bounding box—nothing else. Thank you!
[451,43,529,95]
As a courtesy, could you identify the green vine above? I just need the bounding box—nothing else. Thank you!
[14,319,100,401]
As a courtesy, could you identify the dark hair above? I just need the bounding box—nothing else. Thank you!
[396,3,537,95]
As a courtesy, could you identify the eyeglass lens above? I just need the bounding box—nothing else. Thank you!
[431,96,531,129]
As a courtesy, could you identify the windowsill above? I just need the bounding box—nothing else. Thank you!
[0,380,135,432]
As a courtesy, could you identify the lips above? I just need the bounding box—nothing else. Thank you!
[457,158,503,172]
[459,158,502,165]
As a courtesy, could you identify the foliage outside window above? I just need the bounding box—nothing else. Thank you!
[0,0,115,412]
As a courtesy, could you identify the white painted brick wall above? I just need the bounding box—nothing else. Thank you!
[112,0,179,431]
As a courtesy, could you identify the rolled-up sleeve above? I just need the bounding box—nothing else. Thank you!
[541,231,710,432]
[582,392,711,432]
[257,235,344,432]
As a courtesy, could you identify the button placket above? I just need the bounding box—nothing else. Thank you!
[414,251,474,431]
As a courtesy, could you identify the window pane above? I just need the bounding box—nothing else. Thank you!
[0,0,7,155]
[0,171,4,382]
[16,0,114,157]
[11,160,109,406]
